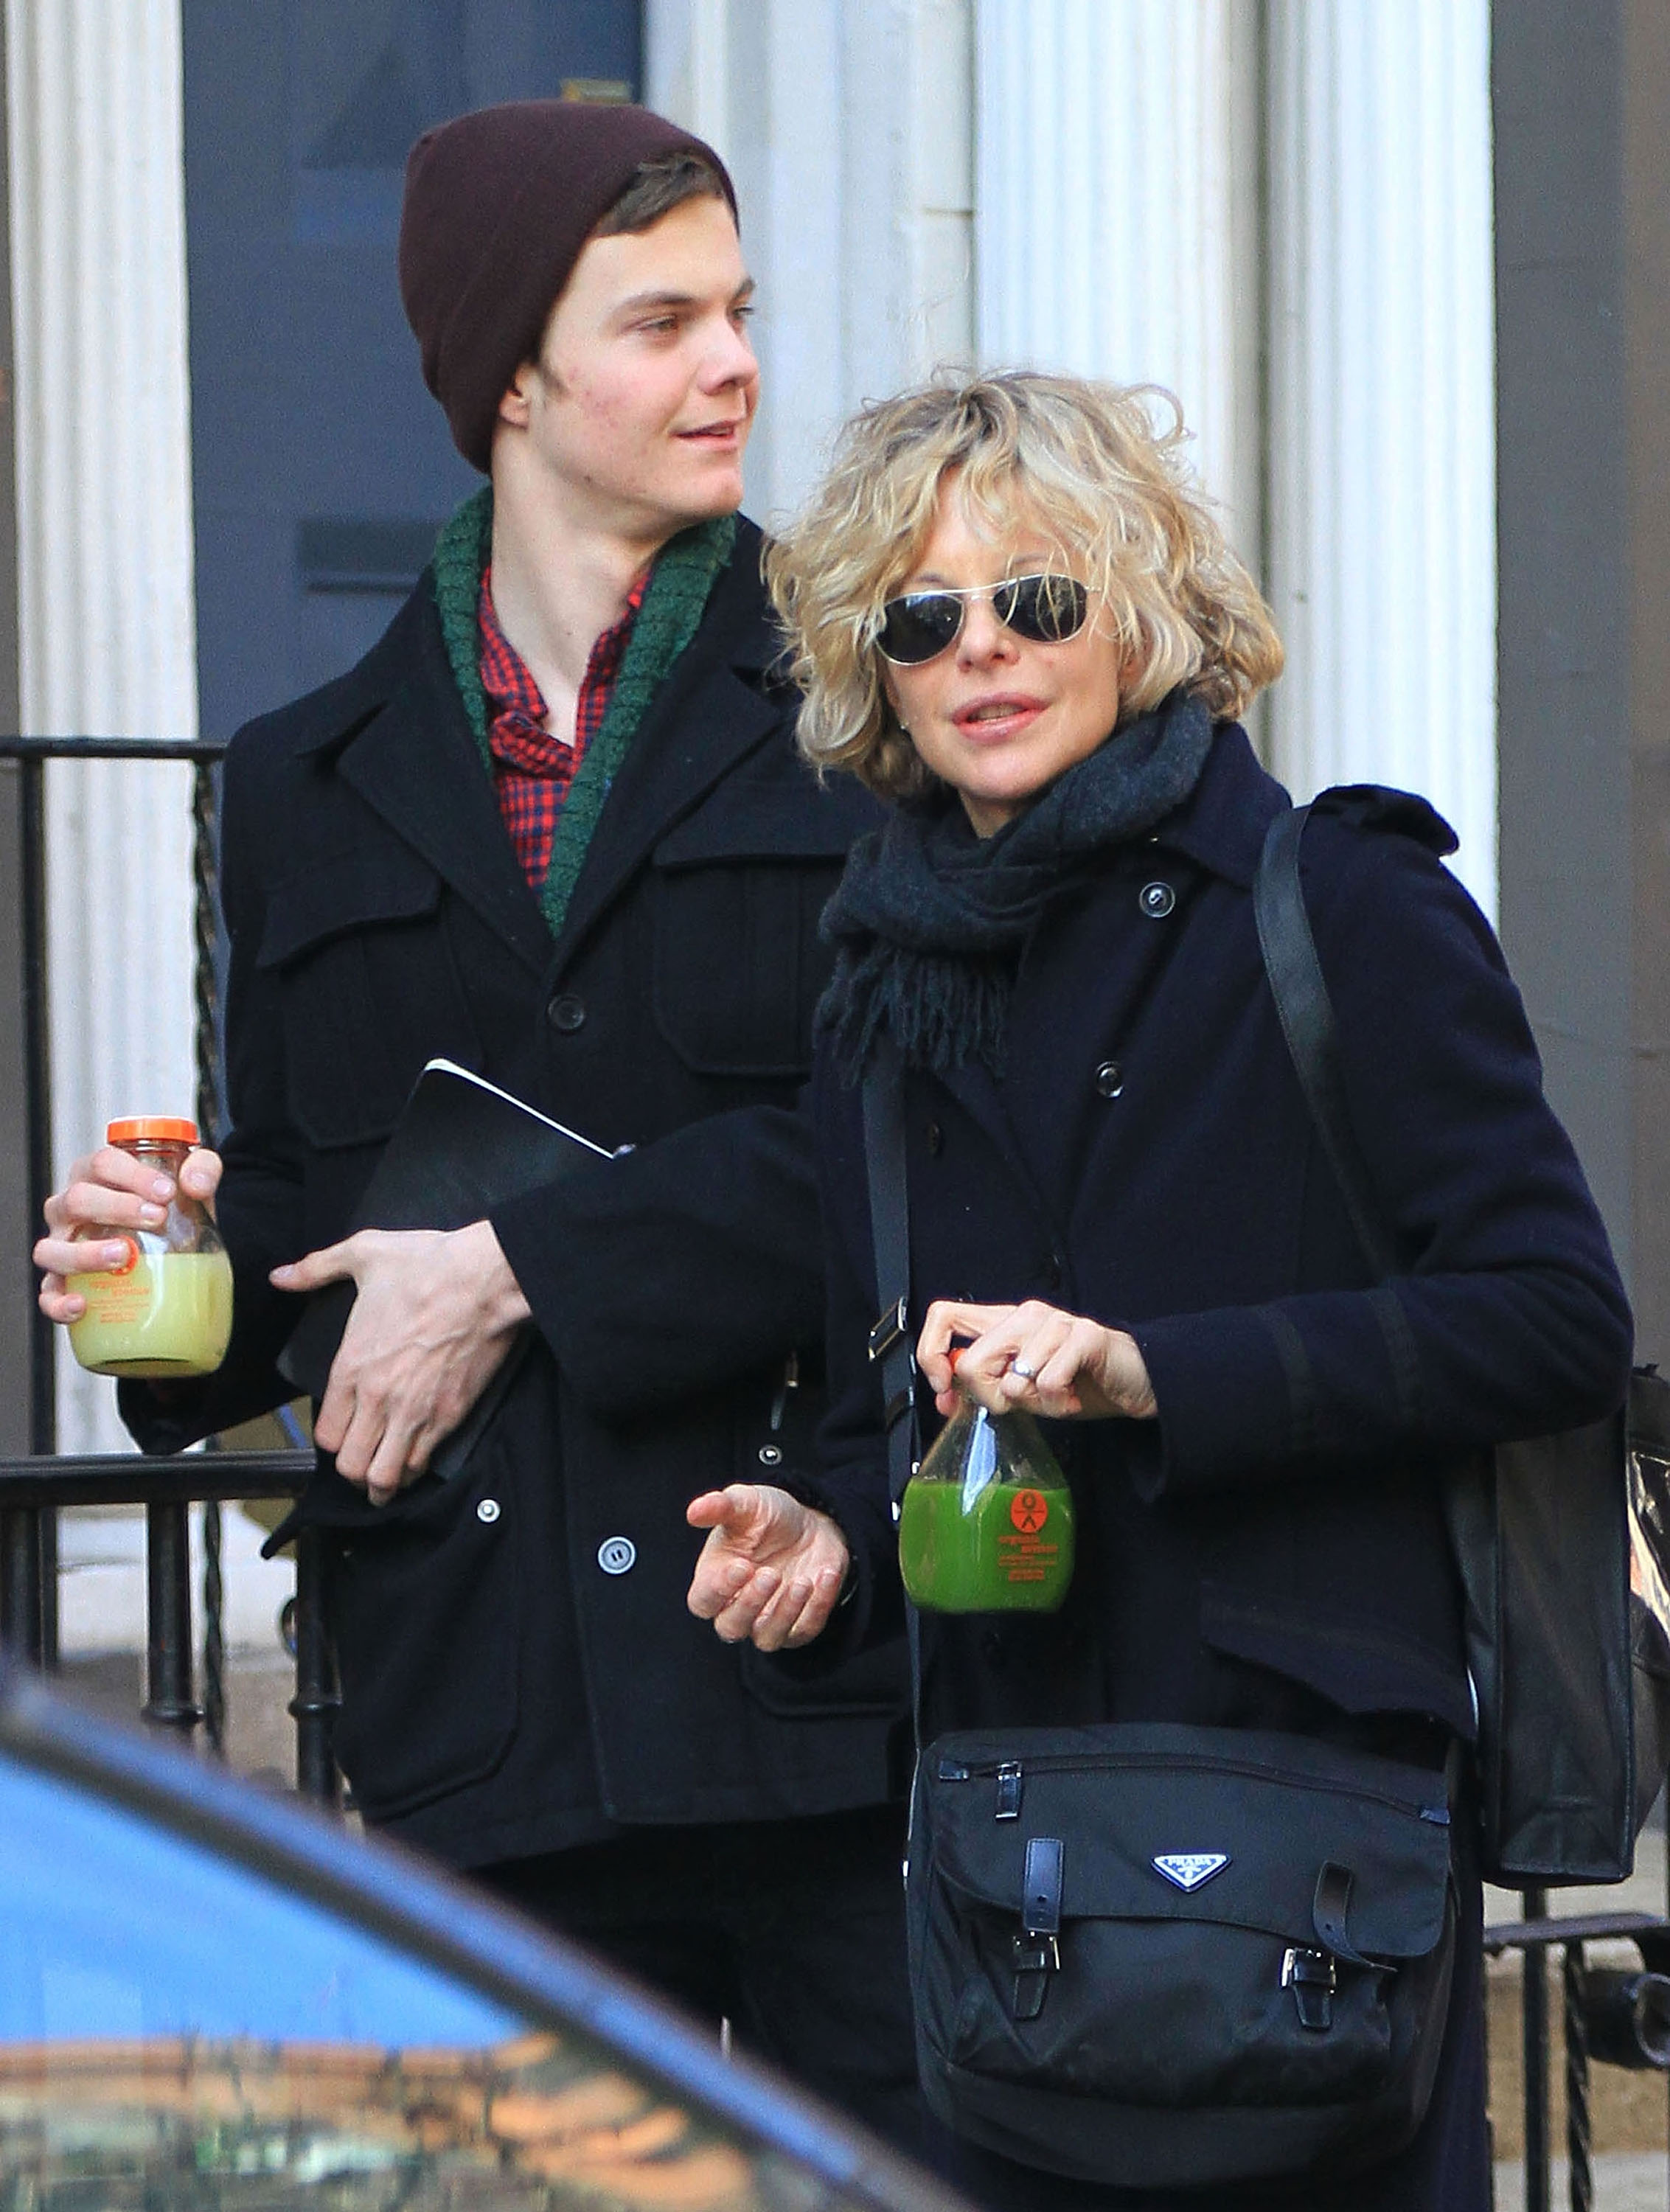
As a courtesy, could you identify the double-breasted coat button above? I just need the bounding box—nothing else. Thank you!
[1139,881,1177,919]
[546,992,587,1033]
[1094,1060,1125,1098]
[597,1536,636,1575]
[476,1498,501,1524]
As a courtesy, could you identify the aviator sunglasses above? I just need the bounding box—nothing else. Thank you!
[875,572,1090,666]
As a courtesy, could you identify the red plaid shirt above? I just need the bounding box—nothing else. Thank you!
[479,565,647,894]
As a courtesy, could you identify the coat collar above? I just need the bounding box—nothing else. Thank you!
[1147,719,1288,889]
[286,518,787,981]
[546,521,787,971]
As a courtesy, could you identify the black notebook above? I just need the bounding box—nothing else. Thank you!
[277,1058,614,1479]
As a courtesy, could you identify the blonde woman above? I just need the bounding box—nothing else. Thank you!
[687,373,1629,2210]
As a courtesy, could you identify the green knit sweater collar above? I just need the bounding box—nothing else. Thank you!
[431,484,736,941]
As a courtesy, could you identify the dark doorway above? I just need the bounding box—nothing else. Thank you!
[181,1,641,742]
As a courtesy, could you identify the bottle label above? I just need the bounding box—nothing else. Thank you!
[1000,1486,1060,1585]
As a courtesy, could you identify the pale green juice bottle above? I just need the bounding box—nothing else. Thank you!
[67,1117,232,1378]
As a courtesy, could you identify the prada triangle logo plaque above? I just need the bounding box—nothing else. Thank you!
[1152,1852,1229,1892]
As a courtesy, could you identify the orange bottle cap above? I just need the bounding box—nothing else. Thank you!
[106,1116,199,1147]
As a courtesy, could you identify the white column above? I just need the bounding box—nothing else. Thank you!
[975,0,1262,564]
[647,0,976,522]
[1265,0,1497,915]
[7,0,200,1452]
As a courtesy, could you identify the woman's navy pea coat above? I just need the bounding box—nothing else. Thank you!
[807,721,1632,2205]
[812,723,1633,1750]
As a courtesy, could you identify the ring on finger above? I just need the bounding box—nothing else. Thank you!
[1011,1357,1037,1381]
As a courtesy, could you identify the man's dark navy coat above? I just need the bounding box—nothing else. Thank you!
[811,725,1633,1746]
[124,519,906,1867]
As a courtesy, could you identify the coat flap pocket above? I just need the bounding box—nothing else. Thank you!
[1200,1582,1475,1739]
[258,845,442,968]
[653,787,858,868]
[921,1722,1452,1961]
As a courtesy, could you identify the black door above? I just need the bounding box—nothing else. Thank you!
[182,1,642,740]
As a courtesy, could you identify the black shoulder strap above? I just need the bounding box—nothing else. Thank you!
[860,1034,925,1738]
[860,1033,919,1507]
[1253,805,1399,1281]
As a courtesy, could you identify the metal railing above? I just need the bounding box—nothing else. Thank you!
[6,738,1670,2203]
[0,735,338,1805]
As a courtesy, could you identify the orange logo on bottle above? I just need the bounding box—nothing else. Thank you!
[1010,1489,1048,1534]
[108,1237,139,1276]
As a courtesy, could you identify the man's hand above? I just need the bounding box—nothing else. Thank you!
[35,1145,223,1324]
[271,1220,530,1505]
[917,1298,1158,1423]
[686,1484,849,1651]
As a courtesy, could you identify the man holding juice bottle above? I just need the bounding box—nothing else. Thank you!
[33,98,914,2149]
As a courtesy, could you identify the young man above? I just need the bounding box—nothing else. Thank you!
[35,100,914,2145]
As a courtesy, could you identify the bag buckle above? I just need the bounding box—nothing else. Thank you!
[1010,1931,1060,2022]
[1012,1835,1065,2022]
[1281,1944,1337,2031]
[868,1298,909,1363]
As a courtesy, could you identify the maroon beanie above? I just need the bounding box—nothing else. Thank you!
[399,101,737,472]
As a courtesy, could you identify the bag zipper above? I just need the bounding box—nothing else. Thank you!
[933,1748,1448,1825]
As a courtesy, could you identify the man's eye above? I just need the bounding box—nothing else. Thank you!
[637,316,681,335]
[732,302,756,323]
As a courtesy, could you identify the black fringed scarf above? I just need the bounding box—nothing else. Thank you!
[818,689,1217,1081]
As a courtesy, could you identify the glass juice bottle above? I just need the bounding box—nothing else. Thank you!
[67,1118,233,1378]
[897,1377,1076,1613]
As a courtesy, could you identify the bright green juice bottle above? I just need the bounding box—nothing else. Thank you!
[897,1395,1075,1613]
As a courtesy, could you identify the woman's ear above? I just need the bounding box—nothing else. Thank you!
[880,661,907,735]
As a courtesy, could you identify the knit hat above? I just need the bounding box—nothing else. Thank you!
[399,101,737,472]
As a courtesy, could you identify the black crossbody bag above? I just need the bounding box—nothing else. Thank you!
[860,1029,1459,2191]
[1254,799,1670,1888]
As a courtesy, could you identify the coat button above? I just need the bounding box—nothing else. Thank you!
[758,1444,783,1467]
[547,992,587,1033]
[925,1121,944,1157]
[476,1498,501,1524]
[1139,881,1176,919]
[597,1536,636,1575]
[1094,1060,1125,1099]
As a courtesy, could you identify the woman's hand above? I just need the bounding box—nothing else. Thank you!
[686,1484,849,1651]
[918,1298,1158,1422]
[35,1144,223,1324]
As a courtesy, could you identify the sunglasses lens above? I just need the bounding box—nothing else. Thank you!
[1001,574,1089,643]
[878,593,964,664]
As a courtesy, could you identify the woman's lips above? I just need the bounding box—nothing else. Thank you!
[951,698,1046,740]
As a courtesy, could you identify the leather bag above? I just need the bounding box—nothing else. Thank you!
[1255,796,1670,1888]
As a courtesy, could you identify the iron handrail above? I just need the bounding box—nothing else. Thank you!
[2,735,338,1807]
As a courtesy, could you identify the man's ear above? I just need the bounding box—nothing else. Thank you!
[498,360,538,431]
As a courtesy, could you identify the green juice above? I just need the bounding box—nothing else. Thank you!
[898,1467,1075,1613]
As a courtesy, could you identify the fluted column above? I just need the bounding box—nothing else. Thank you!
[647,0,975,520]
[975,0,1261,561]
[7,0,199,1451]
[1265,0,1497,914]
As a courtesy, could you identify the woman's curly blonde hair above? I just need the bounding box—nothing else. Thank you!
[765,371,1284,800]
